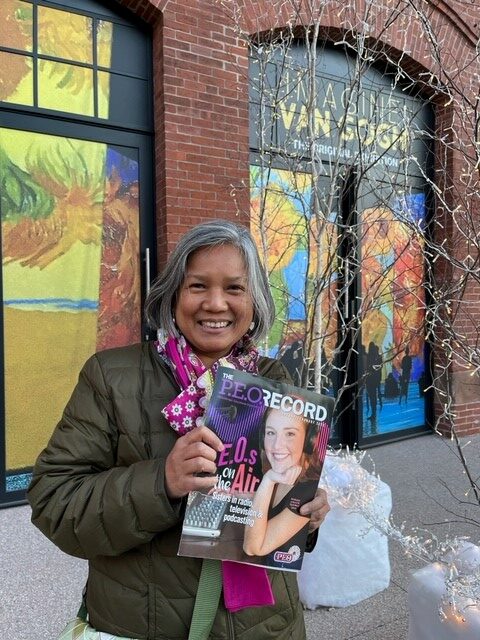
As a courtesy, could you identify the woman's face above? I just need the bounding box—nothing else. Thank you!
[263,410,307,474]
[174,244,254,368]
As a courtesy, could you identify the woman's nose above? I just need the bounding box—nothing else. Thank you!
[273,433,286,449]
[202,287,228,310]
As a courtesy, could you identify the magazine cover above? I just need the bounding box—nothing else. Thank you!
[178,366,333,572]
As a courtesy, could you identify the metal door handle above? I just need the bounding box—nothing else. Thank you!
[144,247,151,295]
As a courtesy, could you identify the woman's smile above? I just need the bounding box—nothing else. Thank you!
[199,320,231,329]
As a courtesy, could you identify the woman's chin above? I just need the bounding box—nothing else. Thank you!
[271,464,289,475]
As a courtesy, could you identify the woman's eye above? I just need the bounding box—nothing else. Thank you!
[228,285,245,292]
[189,282,205,289]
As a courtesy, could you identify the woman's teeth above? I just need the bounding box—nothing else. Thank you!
[202,321,229,328]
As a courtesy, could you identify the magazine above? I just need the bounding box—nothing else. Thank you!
[178,366,333,572]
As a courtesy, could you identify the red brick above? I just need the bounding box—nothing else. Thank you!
[113,0,480,436]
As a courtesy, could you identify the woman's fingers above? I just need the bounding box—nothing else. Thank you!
[165,427,223,499]
[182,456,217,476]
[183,425,224,452]
[299,488,330,531]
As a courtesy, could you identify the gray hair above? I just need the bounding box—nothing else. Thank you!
[144,219,275,343]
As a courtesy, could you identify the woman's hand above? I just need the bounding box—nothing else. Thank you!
[299,488,330,533]
[265,465,302,486]
[165,426,224,499]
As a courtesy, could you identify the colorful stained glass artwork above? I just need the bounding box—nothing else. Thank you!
[0,0,33,51]
[38,6,93,64]
[1,128,141,475]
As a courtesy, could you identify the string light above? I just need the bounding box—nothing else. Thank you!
[322,448,480,621]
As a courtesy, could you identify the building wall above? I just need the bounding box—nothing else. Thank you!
[119,0,252,259]
[116,0,480,436]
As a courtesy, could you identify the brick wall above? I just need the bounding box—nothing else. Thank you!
[116,0,480,436]
[117,0,252,262]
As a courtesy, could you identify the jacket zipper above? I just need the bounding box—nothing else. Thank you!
[227,610,235,639]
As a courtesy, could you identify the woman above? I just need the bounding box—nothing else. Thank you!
[365,341,383,420]
[27,220,329,640]
[243,407,322,569]
[399,346,412,405]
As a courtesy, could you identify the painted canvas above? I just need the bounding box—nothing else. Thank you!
[1,129,140,489]
[359,195,426,436]
[250,165,426,438]
[250,165,337,387]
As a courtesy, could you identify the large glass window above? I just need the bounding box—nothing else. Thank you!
[0,0,150,128]
[356,178,428,440]
[0,0,153,506]
[249,43,433,446]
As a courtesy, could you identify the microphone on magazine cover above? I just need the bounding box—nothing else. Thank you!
[217,404,238,422]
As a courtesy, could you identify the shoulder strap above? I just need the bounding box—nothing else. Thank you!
[76,584,88,620]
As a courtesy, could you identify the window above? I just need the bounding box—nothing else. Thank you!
[0,0,151,127]
[0,0,154,505]
[249,43,433,446]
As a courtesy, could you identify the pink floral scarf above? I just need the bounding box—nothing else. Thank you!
[156,331,274,612]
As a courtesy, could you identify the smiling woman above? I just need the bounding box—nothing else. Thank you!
[28,219,330,640]
[263,410,306,475]
[243,407,322,561]
[174,244,254,368]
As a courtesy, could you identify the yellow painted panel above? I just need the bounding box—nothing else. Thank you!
[0,128,105,176]
[98,70,111,119]
[0,51,33,105]
[97,20,113,67]
[1,127,142,474]
[38,60,94,116]
[5,307,98,469]
[2,241,102,302]
[38,5,92,64]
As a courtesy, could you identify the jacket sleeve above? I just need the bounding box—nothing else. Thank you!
[27,353,183,560]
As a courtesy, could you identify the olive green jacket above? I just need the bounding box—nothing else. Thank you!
[27,342,308,640]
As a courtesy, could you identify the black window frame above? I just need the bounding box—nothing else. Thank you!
[0,0,156,507]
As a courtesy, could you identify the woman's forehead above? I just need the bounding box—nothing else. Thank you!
[265,410,305,430]
[187,243,246,266]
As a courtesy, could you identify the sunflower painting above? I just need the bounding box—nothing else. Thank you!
[0,1,113,116]
[0,3,142,489]
[1,128,140,478]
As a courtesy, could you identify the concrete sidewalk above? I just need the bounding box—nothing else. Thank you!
[2,432,479,639]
